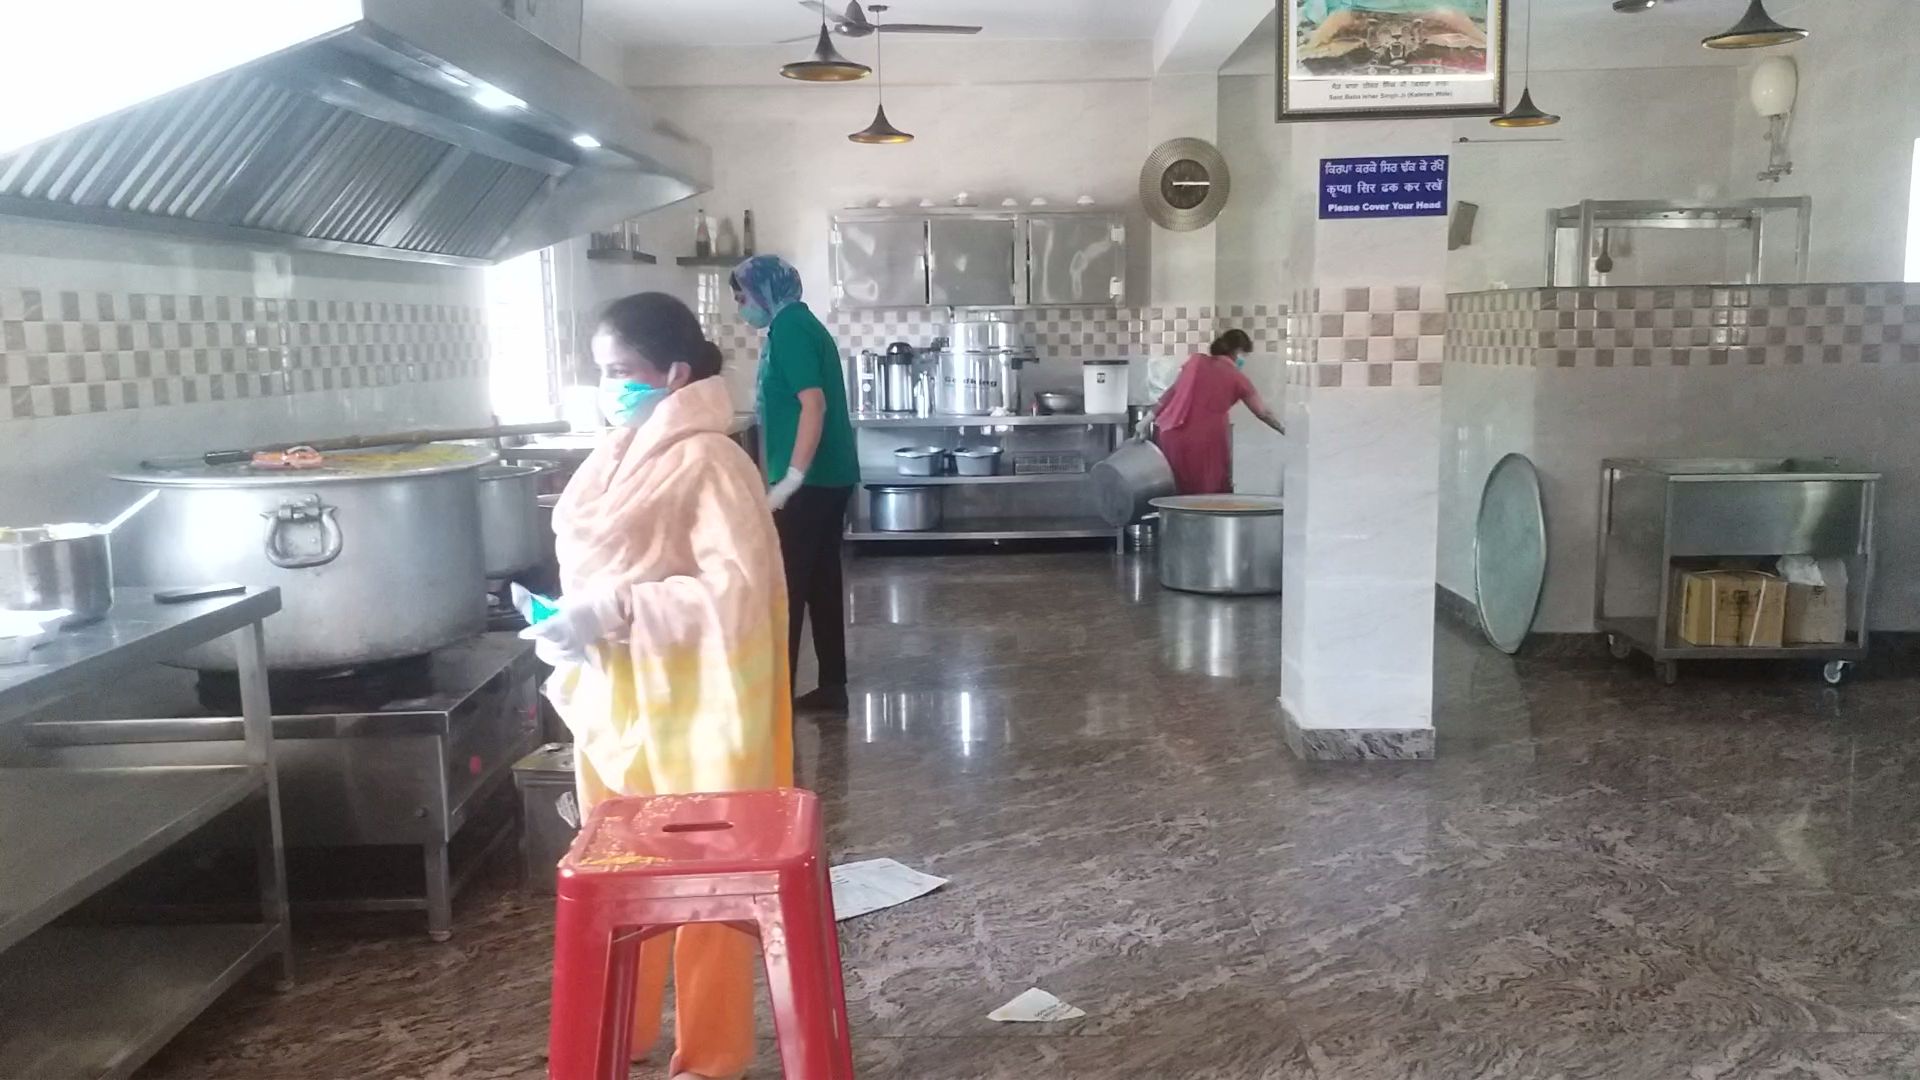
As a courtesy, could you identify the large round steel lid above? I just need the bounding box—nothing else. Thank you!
[1149,494,1284,514]
[116,444,497,488]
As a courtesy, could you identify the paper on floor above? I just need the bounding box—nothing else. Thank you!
[830,858,948,921]
[988,988,1086,1023]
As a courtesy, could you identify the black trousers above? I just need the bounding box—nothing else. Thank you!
[774,484,853,690]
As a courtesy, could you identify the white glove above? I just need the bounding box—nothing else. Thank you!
[517,585,625,666]
[768,465,807,511]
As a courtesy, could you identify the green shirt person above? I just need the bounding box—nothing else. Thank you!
[732,254,859,714]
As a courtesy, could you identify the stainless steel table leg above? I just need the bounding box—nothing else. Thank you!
[234,620,294,989]
[424,842,453,942]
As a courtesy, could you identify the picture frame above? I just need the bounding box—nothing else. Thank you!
[1277,0,1508,122]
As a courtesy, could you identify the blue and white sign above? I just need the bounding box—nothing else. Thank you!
[1319,156,1449,220]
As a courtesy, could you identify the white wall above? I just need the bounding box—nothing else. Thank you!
[1724,0,1920,282]
[615,40,1155,309]
[0,219,488,527]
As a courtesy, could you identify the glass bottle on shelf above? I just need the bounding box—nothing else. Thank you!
[694,209,712,258]
[743,209,756,256]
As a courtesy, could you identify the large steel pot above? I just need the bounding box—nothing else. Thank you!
[0,524,113,626]
[1090,438,1176,526]
[870,486,942,532]
[1150,494,1284,595]
[477,463,551,579]
[114,445,494,670]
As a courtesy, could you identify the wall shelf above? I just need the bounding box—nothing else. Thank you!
[676,255,742,268]
[586,249,658,264]
[853,412,1127,429]
[862,472,1087,487]
[847,517,1118,542]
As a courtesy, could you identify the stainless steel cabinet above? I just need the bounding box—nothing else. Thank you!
[833,218,929,308]
[928,217,1020,307]
[1028,214,1125,305]
[829,209,1127,310]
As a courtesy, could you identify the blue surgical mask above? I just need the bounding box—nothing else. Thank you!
[599,378,668,428]
[739,300,772,329]
[1235,354,1248,370]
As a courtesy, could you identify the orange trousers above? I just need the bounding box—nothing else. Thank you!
[629,924,758,1077]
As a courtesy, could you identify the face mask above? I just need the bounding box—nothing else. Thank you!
[739,300,772,329]
[1235,354,1248,370]
[599,378,668,428]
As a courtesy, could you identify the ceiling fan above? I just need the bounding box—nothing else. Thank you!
[777,2,982,43]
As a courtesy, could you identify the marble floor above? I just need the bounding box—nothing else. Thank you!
[139,551,1920,1079]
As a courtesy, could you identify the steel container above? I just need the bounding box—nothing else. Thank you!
[477,463,550,579]
[113,445,494,670]
[879,344,917,413]
[948,316,1018,354]
[0,524,114,626]
[1150,495,1285,595]
[870,486,942,532]
[894,446,948,476]
[1090,438,1176,526]
[952,445,1002,476]
[851,350,885,413]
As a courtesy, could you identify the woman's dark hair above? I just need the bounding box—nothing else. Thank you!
[597,292,723,380]
[1209,329,1253,357]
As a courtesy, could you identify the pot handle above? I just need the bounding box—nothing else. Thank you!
[263,494,343,569]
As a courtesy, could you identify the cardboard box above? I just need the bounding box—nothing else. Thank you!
[1677,570,1786,648]
[1783,558,1849,645]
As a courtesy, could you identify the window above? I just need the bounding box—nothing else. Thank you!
[1907,139,1920,283]
[483,248,559,423]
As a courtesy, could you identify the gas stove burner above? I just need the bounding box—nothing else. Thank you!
[195,653,437,714]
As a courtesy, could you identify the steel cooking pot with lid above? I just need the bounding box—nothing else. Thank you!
[113,444,493,671]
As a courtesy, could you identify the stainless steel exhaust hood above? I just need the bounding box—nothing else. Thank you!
[0,0,709,266]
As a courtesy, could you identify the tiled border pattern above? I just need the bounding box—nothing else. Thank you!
[1447,283,1920,369]
[1285,285,1447,389]
[0,287,486,420]
[700,304,1289,369]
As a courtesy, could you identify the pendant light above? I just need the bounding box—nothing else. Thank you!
[780,9,870,82]
[1492,0,1558,128]
[848,4,912,144]
[1703,0,1807,49]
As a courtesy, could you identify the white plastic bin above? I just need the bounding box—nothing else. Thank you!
[1083,359,1130,414]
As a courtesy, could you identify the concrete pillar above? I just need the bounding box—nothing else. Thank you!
[1278,121,1449,761]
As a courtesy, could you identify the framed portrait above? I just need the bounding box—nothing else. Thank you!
[1278,0,1507,122]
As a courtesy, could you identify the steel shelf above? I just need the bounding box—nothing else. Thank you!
[853,412,1128,429]
[861,472,1088,487]
[0,589,280,726]
[0,766,266,952]
[848,517,1118,542]
[0,923,285,1080]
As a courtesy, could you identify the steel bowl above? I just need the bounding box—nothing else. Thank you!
[1036,390,1084,415]
[894,446,949,476]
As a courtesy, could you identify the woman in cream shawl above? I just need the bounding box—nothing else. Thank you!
[527,292,790,1080]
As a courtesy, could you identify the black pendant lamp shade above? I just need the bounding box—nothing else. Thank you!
[1703,0,1807,49]
[848,104,913,144]
[1491,87,1560,128]
[848,4,912,143]
[781,24,871,81]
[1492,0,1558,128]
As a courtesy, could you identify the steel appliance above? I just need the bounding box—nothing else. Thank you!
[1151,495,1285,595]
[0,526,113,627]
[512,743,579,896]
[0,0,709,266]
[113,445,492,671]
[879,342,919,413]
[851,350,885,413]
[21,633,540,941]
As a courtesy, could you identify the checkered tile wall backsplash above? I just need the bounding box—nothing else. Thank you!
[1286,285,1448,390]
[1447,283,1920,369]
[0,287,487,421]
[697,304,1289,369]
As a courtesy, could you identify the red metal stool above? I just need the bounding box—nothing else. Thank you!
[548,788,854,1080]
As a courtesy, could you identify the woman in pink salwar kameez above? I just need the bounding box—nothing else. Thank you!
[1149,329,1285,494]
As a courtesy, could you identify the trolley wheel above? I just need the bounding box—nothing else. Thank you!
[1822,660,1853,686]
[1607,634,1634,661]
[1656,660,1680,686]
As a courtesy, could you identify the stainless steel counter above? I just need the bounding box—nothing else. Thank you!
[0,587,291,1079]
[853,412,1128,428]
